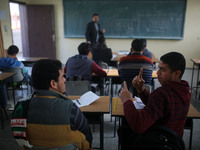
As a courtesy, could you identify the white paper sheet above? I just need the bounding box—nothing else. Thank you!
[133,96,145,109]
[118,51,129,55]
[112,54,117,60]
[72,91,100,107]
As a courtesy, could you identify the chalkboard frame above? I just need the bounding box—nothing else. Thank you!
[63,0,187,40]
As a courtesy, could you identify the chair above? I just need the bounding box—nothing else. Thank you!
[97,61,109,70]
[96,61,109,95]
[118,62,153,96]
[144,84,152,93]
[184,118,193,150]
[65,80,91,96]
[0,67,31,105]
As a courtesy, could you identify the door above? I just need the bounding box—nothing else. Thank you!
[26,5,56,59]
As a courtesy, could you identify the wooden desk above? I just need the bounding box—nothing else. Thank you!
[112,97,200,118]
[68,96,110,150]
[190,59,200,99]
[18,57,48,62]
[68,96,110,113]
[18,57,48,66]
[0,72,16,81]
[103,69,157,78]
[111,97,200,150]
[111,52,159,63]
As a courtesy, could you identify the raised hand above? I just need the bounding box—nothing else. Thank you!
[119,81,132,103]
[132,68,145,93]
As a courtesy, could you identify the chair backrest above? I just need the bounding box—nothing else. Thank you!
[65,80,91,96]
[96,61,109,74]
[97,61,108,69]
[144,84,151,93]
[118,66,153,86]
[135,125,185,150]
[0,67,25,82]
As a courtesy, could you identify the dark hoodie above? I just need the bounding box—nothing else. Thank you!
[123,80,191,137]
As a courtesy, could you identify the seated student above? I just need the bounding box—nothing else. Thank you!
[118,39,153,95]
[119,52,191,149]
[92,36,112,64]
[11,59,92,149]
[0,45,31,82]
[65,42,107,81]
[141,39,152,59]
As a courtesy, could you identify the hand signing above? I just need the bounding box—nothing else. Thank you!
[119,81,132,104]
[132,68,145,93]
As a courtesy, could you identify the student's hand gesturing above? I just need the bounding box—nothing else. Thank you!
[132,68,145,93]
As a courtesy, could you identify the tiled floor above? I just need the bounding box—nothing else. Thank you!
[1,68,200,150]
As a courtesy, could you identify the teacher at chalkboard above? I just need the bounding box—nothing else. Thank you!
[85,13,105,46]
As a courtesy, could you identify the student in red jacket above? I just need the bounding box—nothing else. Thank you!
[119,52,191,149]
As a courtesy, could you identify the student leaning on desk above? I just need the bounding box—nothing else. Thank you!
[119,52,191,150]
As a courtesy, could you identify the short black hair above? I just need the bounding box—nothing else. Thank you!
[131,39,145,52]
[7,45,19,55]
[98,36,105,44]
[141,39,147,47]
[78,42,91,55]
[31,59,62,90]
[160,52,186,79]
[92,13,99,17]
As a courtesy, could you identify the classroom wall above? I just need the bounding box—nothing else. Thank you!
[0,0,12,48]
[1,0,200,68]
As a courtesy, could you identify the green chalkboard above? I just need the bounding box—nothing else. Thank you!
[63,0,186,39]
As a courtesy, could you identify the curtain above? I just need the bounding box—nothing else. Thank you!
[0,21,5,58]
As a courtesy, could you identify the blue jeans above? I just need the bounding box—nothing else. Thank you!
[0,83,7,108]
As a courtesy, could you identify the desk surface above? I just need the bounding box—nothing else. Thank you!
[103,69,157,78]
[0,72,16,81]
[18,57,48,62]
[191,59,200,64]
[68,96,110,113]
[112,97,200,118]
[112,52,159,63]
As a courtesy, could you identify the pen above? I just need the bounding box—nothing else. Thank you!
[76,99,81,105]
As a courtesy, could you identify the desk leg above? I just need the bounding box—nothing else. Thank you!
[196,66,200,99]
[118,117,121,150]
[109,77,113,122]
[191,63,195,89]
[152,78,155,91]
[103,78,105,96]
[100,114,104,150]
[11,77,15,106]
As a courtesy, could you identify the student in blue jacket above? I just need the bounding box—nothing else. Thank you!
[0,45,31,108]
[0,45,31,81]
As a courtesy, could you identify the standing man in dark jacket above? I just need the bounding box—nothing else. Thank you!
[119,52,191,149]
[85,14,105,46]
